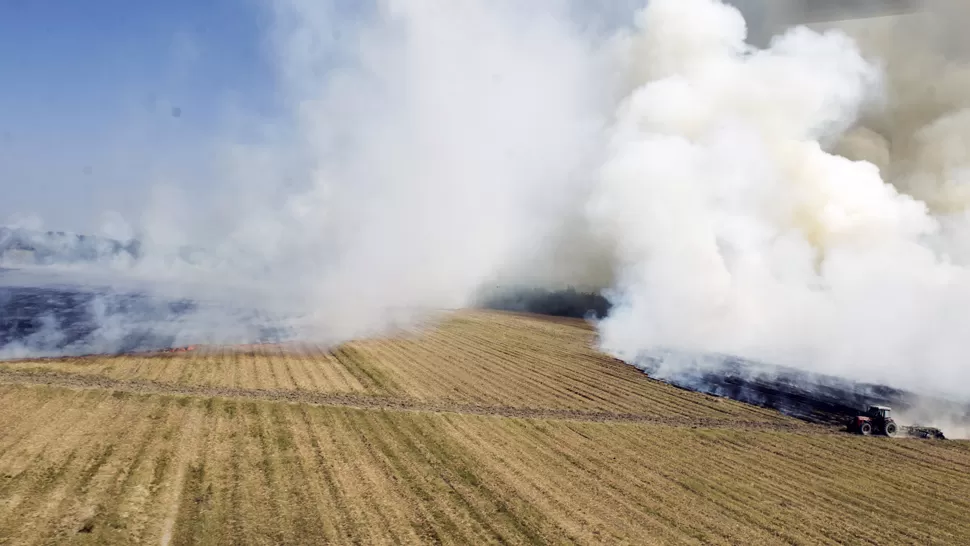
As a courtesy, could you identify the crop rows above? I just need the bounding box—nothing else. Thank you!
[1,311,788,423]
[2,310,969,544]
[1,384,969,545]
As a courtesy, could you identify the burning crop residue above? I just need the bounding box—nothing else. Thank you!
[634,350,966,439]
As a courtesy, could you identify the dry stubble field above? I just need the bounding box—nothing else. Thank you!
[1,310,969,545]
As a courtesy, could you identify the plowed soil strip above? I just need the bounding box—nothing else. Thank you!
[0,368,819,433]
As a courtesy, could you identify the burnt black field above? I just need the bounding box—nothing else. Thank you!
[0,268,289,357]
[632,353,964,436]
[0,283,195,355]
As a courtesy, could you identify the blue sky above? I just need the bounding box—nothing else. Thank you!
[0,0,280,233]
[0,0,643,236]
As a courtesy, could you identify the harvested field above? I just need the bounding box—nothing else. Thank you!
[1,311,969,545]
[1,311,790,424]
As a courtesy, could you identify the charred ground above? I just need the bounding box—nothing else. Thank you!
[0,268,288,357]
[634,354,961,438]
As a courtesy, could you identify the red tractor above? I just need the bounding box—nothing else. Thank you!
[848,405,898,437]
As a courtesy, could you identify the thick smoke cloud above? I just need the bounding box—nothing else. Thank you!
[591,0,970,401]
[250,0,617,341]
[5,0,970,405]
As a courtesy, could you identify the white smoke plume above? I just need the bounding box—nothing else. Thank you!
[589,0,970,402]
[6,0,970,406]
[225,0,618,341]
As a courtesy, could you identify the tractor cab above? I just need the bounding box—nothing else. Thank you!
[866,406,891,419]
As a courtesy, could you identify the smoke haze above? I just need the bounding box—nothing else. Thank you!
[5,0,970,403]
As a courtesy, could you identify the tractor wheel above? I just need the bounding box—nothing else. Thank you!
[860,422,872,436]
[885,422,898,438]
